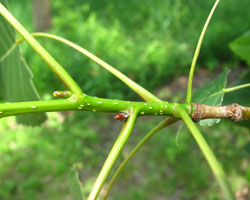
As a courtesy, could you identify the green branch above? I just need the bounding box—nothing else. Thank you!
[104,117,178,199]
[0,3,83,96]
[0,95,191,118]
[186,0,220,105]
[176,107,235,200]
[23,32,160,102]
[0,98,77,117]
[87,109,138,200]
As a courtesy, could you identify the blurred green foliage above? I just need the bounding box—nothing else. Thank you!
[8,0,250,99]
[230,30,250,66]
[0,114,249,200]
[0,112,107,199]
[1,1,250,199]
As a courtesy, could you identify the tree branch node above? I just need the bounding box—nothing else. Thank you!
[226,103,243,121]
[192,103,203,122]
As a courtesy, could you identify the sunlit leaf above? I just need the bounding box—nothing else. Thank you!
[68,165,85,200]
[0,1,46,125]
[193,69,230,126]
[230,30,250,66]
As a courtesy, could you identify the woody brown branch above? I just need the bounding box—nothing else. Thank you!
[192,103,250,122]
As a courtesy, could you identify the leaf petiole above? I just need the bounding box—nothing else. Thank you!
[186,0,221,105]
[176,107,235,200]
[87,109,138,200]
[17,32,160,102]
[223,83,250,93]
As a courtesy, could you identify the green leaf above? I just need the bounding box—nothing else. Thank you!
[228,31,250,127]
[0,1,46,125]
[193,69,230,126]
[68,165,85,200]
[224,70,250,106]
[223,70,250,128]
[230,30,250,66]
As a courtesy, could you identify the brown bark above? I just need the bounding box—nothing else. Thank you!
[192,103,250,122]
[33,0,52,31]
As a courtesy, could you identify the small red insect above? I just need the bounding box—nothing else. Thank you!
[114,113,129,121]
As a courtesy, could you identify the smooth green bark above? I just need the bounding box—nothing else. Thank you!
[0,95,191,118]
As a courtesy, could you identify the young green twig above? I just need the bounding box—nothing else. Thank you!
[186,0,220,105]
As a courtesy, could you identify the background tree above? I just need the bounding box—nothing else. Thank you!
[33,0,51,31]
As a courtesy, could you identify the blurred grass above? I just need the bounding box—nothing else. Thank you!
[0,112,249,199]
[1,0,250,199]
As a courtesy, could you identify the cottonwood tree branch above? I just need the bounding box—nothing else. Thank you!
[192,103,250,122]
[0,94,250,122]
